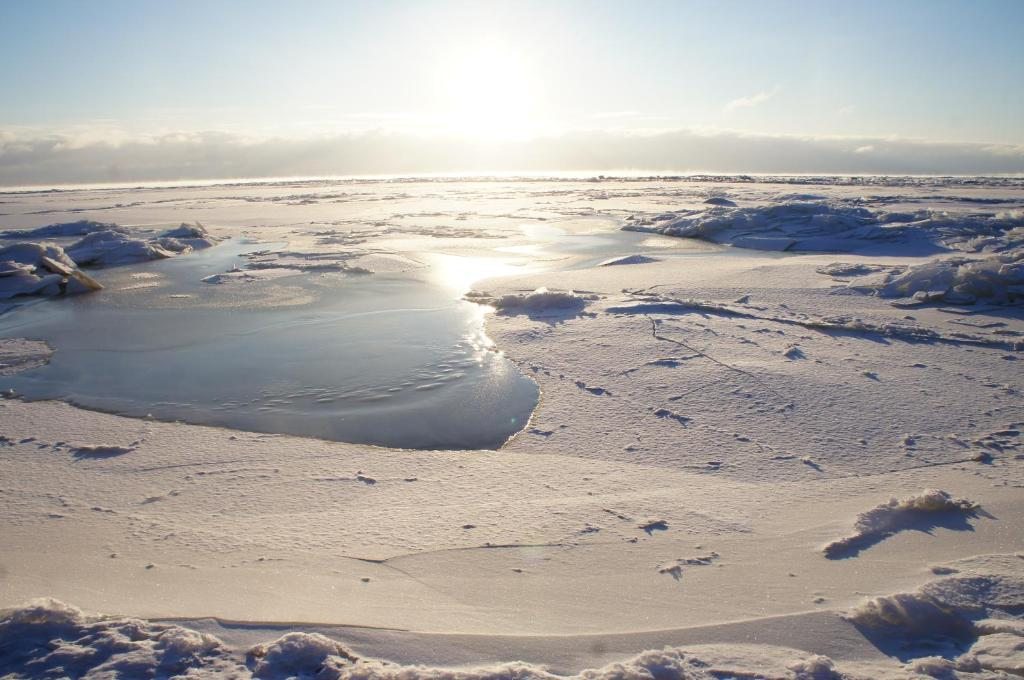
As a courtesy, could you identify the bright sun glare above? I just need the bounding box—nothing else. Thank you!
[437,42,539,140]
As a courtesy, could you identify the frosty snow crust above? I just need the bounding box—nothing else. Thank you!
[4,553,1023,680]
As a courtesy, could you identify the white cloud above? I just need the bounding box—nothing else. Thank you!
[724,88,779,112]
[590,111,642,119]
[0,127,1022,186]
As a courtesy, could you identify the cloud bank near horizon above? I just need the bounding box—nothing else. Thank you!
[1,128,1022,186]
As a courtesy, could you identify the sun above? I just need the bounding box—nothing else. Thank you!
[435,41,539,140]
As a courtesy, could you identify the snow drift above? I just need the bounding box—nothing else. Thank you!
[0,598,238,678]
[0,598,861,679]
[823,489,979,559]
[847,554,1024,676]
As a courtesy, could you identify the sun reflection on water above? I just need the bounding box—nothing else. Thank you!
[425,252,525,295]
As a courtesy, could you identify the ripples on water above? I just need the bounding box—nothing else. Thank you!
[0,242,539,450]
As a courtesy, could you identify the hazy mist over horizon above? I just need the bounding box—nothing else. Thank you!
[2,0,1022,186]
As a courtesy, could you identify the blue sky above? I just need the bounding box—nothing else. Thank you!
[1,0,1022,182]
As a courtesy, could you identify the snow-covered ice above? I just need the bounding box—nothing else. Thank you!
[0,175,1022,678]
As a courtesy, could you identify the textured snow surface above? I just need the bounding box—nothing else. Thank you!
[0,599,240,678]
[847,554,1024,677]
[0,599,864,679]
[853,250,1024,305]
[625,200,1024,254]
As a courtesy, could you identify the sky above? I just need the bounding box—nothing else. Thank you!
[1,0,1023,184]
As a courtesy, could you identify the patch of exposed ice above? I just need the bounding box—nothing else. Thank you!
[823,490,979,559]
[201,266,299,285]
[245,250,374,275]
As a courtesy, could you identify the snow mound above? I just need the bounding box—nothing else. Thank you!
[847,555,1024,676]
[158,222,219,252]
[0,220,127,239]
[824,489,978,559]
[248,632,356,678]
[0,241,75,270]
[850,250,1024,305]
[66,230,178,267]
[624,201,1024,253]
[467,287,598,314]
[785,655,843,680]
[0,242,98,299]
[598,254,660,266]
[0,598,239,678]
